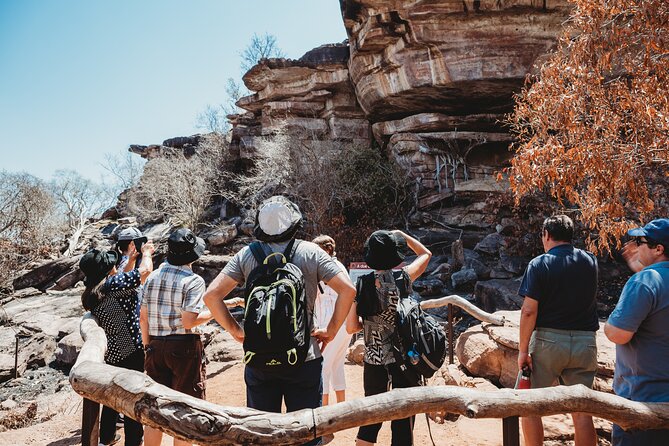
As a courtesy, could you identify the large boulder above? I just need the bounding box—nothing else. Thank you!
[204,329,243,363]
[204,224,238,247]
[347,338,365,365]
[12,256,82,291]
[456,311,616,390]
[412,277,444,296]
[455,324,518,387]
[451,268,478,289]
[54,331,83,367]
[474,233,507,256]
[0,333,57,383]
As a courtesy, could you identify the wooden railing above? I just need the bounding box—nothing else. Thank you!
[70,301,669,446]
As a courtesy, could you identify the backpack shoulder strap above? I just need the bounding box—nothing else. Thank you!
[249,242,266,265]
[393,269,411,299]
[356,272,374,297]
[283,239,298,262]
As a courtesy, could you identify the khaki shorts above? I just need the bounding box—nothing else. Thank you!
[529,328,597,389]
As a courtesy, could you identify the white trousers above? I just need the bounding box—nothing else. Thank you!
[322,324,352,393]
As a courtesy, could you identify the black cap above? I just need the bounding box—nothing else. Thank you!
[79,249,118,287]
[363,230,407,271]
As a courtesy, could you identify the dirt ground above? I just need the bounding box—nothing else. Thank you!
[0,359,513,446]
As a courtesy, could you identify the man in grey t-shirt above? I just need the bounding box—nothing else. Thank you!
[203,196,355,445]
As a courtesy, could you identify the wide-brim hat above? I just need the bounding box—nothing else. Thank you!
[253,196,303,243]
[167,228,206,266]
[628,218,669,248]
[363,230,407,271]
[79,249,118,287]
[117,227,148,244]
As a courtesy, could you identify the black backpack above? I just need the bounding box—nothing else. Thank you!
[392,297,447,383]
[356,270,446,382]
[242,240,309,370]
[355,270,411,317]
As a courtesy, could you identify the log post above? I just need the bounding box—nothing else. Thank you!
[74,313,106,446]
[81,398,100,446]
[502,416,520,446]
[448,303,454,365]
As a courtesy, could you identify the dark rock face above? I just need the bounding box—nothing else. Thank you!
[475,278,522,313]
[451,268,478,289]
[336,0,570,211]
[12,256,82,292]
[475,233,507,256]
[130,133,208,159]
[412,277,444,297]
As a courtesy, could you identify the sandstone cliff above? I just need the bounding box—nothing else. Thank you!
[231,43,371,162]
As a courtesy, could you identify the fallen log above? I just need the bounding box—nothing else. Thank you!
[70,313,669,446]
[420,294,506,325]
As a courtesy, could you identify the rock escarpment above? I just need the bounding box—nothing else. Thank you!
[340,0,570,210]
[230,43,371,162]
[226,0,571,239]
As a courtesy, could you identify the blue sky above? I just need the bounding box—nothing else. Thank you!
[0,1,347,181]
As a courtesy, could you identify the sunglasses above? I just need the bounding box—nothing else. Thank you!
[634,237,658,247]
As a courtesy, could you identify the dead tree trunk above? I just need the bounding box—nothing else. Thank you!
[70,313,669,446]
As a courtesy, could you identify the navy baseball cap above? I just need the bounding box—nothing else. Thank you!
[628,218,669,247]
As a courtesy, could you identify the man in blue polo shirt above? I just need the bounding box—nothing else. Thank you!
[518,215,599,446]
[605,218,669,446]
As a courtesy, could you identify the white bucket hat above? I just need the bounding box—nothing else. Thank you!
[254,196,303,242]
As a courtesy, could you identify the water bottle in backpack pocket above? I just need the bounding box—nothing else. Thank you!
[242,240,309,370]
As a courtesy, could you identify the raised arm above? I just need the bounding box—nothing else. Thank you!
[138,242,155,284]
[394,230,432,282]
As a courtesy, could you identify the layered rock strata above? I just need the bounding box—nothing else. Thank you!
[129,134,206,159]
[340,0,570,208]
[230,43,371,161]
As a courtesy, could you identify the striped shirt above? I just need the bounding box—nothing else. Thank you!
[141,262,206,336]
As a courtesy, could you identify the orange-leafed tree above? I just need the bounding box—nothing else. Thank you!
[509,0,669,252]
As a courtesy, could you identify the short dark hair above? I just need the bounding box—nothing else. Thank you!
[542,215,574,242]
[116,240,132,253]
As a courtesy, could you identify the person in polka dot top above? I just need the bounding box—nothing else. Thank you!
[79,241,155,446]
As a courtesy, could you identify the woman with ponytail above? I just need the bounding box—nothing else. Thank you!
[79,241,154,446]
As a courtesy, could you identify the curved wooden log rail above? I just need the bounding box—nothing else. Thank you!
[420,294,506,325]
[71,312,669,445]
